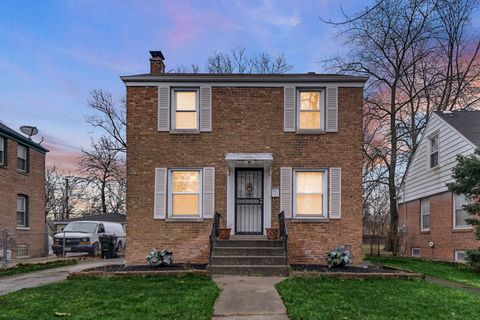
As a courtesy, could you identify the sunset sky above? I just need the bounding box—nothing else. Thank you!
[0,0,375,171]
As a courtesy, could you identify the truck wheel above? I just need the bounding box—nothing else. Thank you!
[115,241,124,257]
[91,242,100,257]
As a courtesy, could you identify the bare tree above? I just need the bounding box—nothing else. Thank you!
[205,46,293,74]
[79,137,124,214]
[86,89,126,153]
[324,0,480,252]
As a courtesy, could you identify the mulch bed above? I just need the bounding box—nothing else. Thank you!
[68,263,209,279]
[87,263,207,272]
[291,264,400,273]
[290,264,423,279]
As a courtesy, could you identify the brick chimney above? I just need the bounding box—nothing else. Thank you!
[149,50,165,74]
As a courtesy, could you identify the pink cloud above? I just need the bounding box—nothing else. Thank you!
[43,140,82,174]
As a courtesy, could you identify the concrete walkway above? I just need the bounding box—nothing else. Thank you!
[425,275,480,296]
[212,276,289,320]
[0,258,124,296]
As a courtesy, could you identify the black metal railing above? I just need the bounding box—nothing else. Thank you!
[278,211,288,266]
[209,211,221,264]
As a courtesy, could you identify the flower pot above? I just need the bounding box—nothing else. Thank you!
[218,228,231,240]
[266,228,279,240]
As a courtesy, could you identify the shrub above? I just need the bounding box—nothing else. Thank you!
[326,245,352,268]
[146,249,173,267]
[466,249,480,272]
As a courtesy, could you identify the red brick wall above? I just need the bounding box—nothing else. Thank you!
[399,191,479,261]
[126,86,363,264]
[0,138,46,258]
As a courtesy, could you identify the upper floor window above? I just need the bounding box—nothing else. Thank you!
[294,170,328,218]
[168,169,202,218]
[16,195,28,227]
[429,134,439,168]
[420,197,430,231]
[297,90,324,131]
[453,194,471,229]
[17,144,28,172]
[172,89,199,131]
[0,137,5,166]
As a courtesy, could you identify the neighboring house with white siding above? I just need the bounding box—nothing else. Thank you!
[122,50,366,274]
[398,110,480,262]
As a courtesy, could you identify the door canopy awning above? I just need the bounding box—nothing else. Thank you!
[225,153,273,175]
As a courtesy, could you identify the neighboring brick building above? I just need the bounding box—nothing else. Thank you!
[399,111,480,262]
[0,123,48,258]
[122,51,366,267]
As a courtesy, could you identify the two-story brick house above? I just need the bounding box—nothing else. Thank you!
[399,111,480,262]
[122,51,366,272]
[0,122,48,258]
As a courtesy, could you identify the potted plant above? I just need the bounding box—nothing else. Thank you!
[266,228,279,240]
[218,228,231,240]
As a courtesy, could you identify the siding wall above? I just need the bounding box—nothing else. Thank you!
[401,113,476,203]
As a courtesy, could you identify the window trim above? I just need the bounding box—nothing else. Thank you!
[17,144,28,172]
[453,194,472,230]
[420,197,430,232]
[293,168,328,219]
[428,133,439,169]
[171,88,200,133]
[296,89,325,132]
[0,136,5,166]
[16,194,28,228]
[454,250,467,263]
[411,247,421,257]
[168,168,203,219]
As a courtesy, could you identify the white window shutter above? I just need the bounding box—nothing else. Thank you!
[326,87,338,132]
[158,86,170,131]
[329,168,342,219]
[284,87,296,132]
[200,87,212,132]
[154,168,167,219]
[203,167,215,218]
[280,167,293,218]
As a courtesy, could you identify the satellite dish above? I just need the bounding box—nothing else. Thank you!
[20,126,38,139]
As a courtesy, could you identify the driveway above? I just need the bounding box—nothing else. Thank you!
[0,258,124,296]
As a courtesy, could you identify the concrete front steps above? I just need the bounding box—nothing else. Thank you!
[208,237,290,276]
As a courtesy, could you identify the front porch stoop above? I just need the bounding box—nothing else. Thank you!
[208,237,290,276]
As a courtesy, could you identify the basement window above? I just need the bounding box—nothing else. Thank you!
[454,250,467,263]
[411,248,421,257]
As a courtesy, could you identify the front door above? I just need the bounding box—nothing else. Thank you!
[235,168,264,234]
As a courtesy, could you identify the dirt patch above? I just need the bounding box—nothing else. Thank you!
[68,263,208,278]
[291,264,399,273]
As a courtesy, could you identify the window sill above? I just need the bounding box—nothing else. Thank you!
[16,227,30,230]
[420,230,430,234]
[0,164,7,170]
[16,170,29,176]
[452,227,473,233]
[295,129,326,135]
[169,130,200,135]
[165,218,205,223]
[291,218,329,223]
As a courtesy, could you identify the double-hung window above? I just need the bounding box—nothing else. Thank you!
[420,197,430,231]
[294,170,328,218]
[297,90,324,131]
[453,194,471,229]
[0,137,5,166]
[16,195,28,227]
[429,134,439,168]
[17,144,28,172]
[172,89,199,131]
[169,169,202,218]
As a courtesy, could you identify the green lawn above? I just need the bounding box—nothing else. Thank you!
[0,259,78,278]
[0,275,220,320]
[277,278,480,320]
[366,256,480,288]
